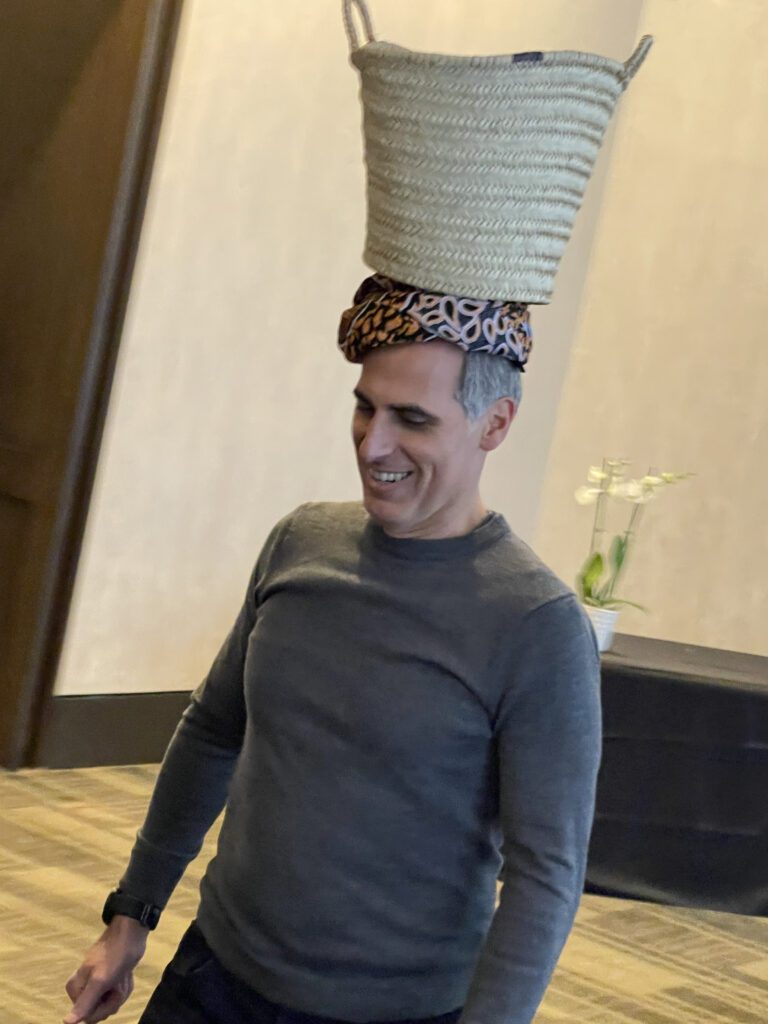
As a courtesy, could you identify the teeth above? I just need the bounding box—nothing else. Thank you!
[371,470,411,483]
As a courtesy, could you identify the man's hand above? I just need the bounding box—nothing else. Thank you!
[64,916,149,1024]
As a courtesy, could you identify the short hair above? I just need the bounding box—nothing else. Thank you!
[454,352,522,421]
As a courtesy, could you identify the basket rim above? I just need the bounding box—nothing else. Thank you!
[352,39,630,79]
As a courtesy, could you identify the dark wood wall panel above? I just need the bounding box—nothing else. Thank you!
[36,692,192,768]
[0,0,183,768]
[0,496,29,635]
[0,1,117,205]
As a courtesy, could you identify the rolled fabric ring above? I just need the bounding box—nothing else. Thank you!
[338,274,533,369]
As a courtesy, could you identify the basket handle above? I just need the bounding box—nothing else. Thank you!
[343,0,376,53]
[620,34,654,88]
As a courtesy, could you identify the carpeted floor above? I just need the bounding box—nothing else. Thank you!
[1,765,768,1023]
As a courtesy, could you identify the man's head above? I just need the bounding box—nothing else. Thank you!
[352,343,520,540]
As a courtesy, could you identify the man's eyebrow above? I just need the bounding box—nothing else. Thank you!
[392,403,439,422]
[353,388,440,422]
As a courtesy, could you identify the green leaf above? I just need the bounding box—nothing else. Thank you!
[594,581,614,602]
[608,534,628,573]
[577,552,604,601]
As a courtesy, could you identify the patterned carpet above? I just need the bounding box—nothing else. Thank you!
[2,766,768,1023]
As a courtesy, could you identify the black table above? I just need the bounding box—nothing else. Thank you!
[585,633,768,915]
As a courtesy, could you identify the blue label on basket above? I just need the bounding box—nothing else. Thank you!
[513,51,544,62]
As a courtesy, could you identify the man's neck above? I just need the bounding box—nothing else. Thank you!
[383,497,488,541]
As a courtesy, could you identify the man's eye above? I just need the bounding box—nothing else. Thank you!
[400,414,428,427]
[355,403,373,415]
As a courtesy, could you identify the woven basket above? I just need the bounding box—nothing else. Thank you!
[343,0,652,302]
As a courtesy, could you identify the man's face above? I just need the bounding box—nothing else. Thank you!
[352,342,488,539]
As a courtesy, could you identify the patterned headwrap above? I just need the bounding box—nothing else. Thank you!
[338,274,533,370]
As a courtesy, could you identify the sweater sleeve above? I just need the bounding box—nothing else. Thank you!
[459,594,602,1024]
[117,514,294,911]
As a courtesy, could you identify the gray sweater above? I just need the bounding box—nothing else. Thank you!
[121,502,601,1024]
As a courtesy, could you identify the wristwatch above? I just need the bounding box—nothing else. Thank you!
[102,889,161,930]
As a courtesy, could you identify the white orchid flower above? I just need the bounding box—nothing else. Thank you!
[609,479,654,503]
[574,486,602,505]
[629,480,657,503]
[660,471,692,484]
[606,482,623,497]
[576,458,692,612]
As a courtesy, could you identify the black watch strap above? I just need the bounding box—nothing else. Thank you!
[102,889,161,930]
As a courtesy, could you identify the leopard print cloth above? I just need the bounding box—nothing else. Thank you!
[338,274,532,368]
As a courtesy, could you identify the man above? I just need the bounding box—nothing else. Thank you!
[65,6,653,1017]
[64,312,601,1024]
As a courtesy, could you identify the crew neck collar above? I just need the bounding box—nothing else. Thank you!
[363,510,509,561]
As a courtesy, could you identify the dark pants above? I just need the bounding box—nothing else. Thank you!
[139,922,464,1024]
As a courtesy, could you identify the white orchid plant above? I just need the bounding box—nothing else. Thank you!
[575,458,693,611]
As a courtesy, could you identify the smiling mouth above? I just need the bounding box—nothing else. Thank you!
[368,469,413,484]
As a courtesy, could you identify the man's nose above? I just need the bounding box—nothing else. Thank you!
[358,413,396,462]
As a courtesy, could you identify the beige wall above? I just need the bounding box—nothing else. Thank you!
[55,0,644,695]
[536,0,768,656]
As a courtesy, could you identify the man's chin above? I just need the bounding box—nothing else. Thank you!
[362,492,408,530]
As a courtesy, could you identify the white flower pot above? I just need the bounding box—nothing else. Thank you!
[583,606,619,653]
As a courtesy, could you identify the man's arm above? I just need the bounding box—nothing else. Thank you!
[63,514,295,1024]
[115,619,254,910]
[63,580,256,1024]
[459,594,602,1024]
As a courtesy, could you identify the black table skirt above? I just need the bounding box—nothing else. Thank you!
[585,633,768,916]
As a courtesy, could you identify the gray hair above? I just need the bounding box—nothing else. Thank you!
[455,352,522,421]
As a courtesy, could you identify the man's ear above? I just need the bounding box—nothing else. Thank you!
[478,397,517,452]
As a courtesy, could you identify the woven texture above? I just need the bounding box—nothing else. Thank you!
[349,34,652,303]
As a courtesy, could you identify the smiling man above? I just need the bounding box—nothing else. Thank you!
[64,279,601,1024]
[353,343,502,540]
[62,5,655,1020]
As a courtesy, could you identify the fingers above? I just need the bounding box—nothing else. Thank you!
[65,964,90,1003]
[63,975,110,1024]
[84,988,124,1023]
[89,973,134,1023]
[64,933,141,1024]
[64,970,133,1024]
[64,965,94,1023]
